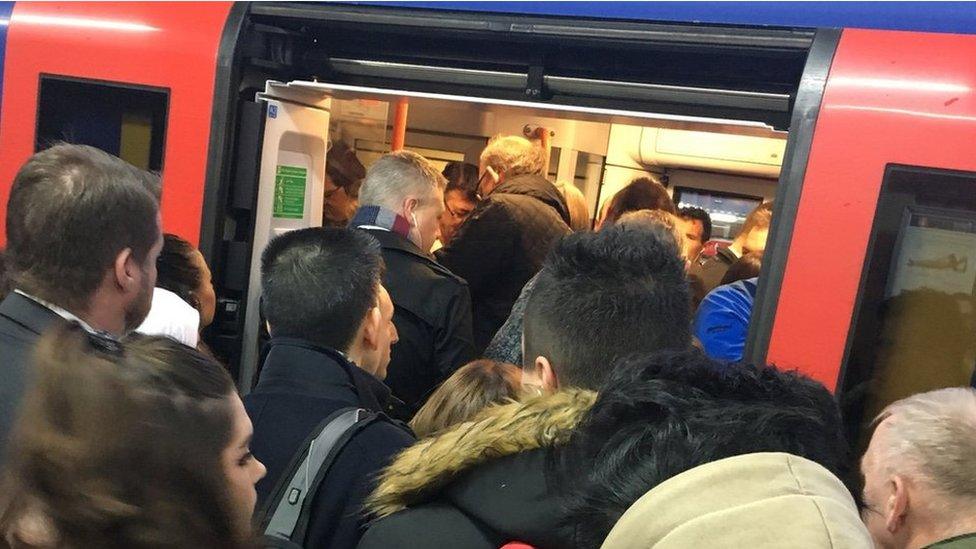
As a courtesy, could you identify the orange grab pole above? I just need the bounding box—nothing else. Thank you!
[391,98,409,151]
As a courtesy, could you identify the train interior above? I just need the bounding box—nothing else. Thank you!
[232,81,788,380]
[208,4,815,388]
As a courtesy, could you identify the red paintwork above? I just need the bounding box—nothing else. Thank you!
[0,2,232,246]
[766,29,976,391]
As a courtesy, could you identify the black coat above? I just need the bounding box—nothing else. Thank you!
[357,449,573,549]
[436,174,571,351]
[0,292,63,460]
[355,228,475,418]
[689,246,739,309]
[244,339,415,549]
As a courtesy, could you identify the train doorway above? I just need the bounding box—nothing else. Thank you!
[200,3,836,390]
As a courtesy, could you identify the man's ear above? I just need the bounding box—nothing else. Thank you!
[886,475,910,534]
[361,305,382,351]
[402,196,419,219]
[535,355,558,392]
[114,247,136,292]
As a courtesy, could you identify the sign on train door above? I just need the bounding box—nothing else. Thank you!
[239,82,332,392]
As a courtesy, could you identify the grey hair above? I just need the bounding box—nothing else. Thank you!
[875,387,976,507]
[480,135,546,178]
[358,150,446,211]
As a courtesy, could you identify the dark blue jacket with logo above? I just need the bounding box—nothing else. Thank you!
[244,339,415,549]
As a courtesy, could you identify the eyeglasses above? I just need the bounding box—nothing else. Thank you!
[444,203,474,221]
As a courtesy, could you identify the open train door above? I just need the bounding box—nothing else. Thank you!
[237,82,331,392]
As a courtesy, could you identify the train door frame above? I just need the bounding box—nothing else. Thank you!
[199,3,840,389]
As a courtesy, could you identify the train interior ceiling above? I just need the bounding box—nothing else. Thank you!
[217,4,817,380]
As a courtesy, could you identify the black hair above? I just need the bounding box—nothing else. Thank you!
[558,349,851,549]
[441,162,480,202]
[678,206,713,242]
[5,144,160,311]
[523,223,691,391]
[260,228,383,351]
[157,234,203,309]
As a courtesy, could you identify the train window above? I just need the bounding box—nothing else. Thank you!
[35,75,169,172]
[673,186,763,241]
[841,165,976,448]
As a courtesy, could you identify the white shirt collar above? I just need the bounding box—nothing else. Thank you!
[14,289,101,334]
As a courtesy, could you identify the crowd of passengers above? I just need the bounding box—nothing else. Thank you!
[0,141,973,549]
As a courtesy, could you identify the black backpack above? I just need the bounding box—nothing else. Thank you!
[258,407,384,548]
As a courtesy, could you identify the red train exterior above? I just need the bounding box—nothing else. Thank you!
[1,2,974,398]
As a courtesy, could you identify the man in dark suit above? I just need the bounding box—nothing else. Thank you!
[351,150,475,418]
[244,228,414,549]
[0,144,163,459]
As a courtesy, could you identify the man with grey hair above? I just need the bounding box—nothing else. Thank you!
[350,150,475,418]
[436,135,571,351]
[860,387,976,549]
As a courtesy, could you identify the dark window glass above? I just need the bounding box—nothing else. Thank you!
[36,76,169,172]
[841,165,976,449]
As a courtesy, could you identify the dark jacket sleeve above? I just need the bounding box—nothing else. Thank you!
[305,421,415,549]
[483,271,541,365]
[436,201,515,298]
[434,283,476,378]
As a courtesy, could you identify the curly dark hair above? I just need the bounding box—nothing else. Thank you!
[555,349,851,549]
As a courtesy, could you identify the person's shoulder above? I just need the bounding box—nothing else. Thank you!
[347,417,415,458]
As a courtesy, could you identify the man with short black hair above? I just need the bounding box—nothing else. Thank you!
[244,227,413,549]
[359,224,691,549]
[678,206,712,261]
[0,143,162,455]
[437,135,571,351]
[523,223,691,392]
[351,151,475,418]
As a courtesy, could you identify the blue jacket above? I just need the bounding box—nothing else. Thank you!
[244,339,415,549]
[694,278,758,362]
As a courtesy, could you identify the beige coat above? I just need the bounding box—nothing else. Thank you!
[601,452,873,549]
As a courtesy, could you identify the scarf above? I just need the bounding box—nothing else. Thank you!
[350,205,413,240]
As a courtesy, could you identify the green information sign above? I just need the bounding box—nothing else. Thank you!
[273,165,307,219]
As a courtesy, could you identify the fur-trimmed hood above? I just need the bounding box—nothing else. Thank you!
[366,389,596,518]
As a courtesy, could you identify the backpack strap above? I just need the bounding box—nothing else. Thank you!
[260,407,383,546]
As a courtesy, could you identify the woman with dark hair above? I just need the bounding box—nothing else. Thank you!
[438,162,480,246]
[0,324,265,547]
[138,234,218,349]
[156,234,217,329]
[598,177,677,229]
